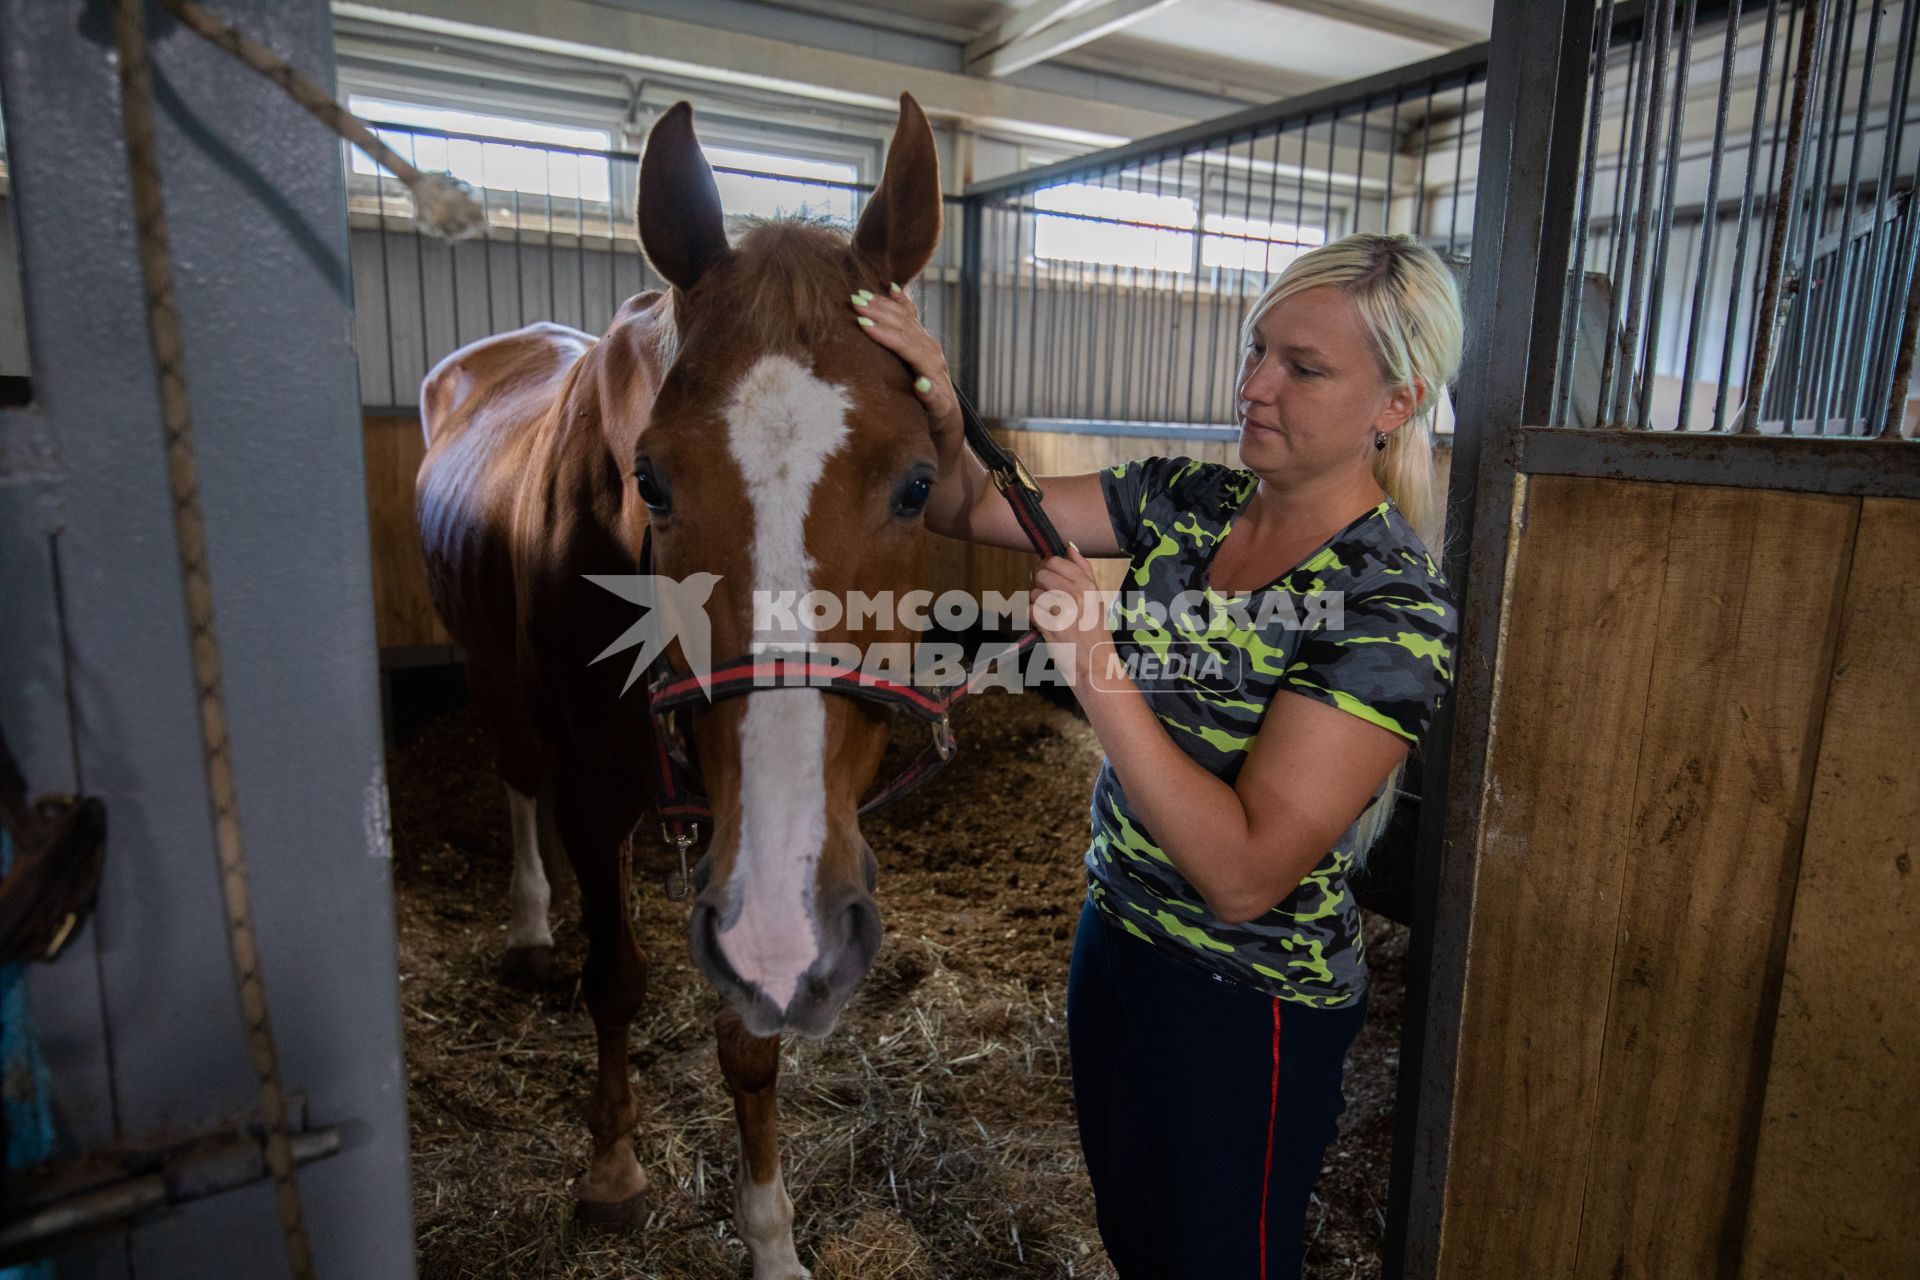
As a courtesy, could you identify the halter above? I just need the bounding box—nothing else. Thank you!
[643,389,1066,898]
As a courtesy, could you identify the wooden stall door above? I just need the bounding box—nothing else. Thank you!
[1433,475,1919,1278]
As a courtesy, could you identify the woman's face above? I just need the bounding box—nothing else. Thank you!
[1234,285,1416,478]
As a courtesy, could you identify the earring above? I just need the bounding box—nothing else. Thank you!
[1374,431,1389,451]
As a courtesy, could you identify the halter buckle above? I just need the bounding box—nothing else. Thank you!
[931,713,955,762]
[990,451,1040,495]
[661,821,699,902]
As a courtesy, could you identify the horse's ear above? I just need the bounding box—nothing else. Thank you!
[639,102,730,293]
[853,93,942,286]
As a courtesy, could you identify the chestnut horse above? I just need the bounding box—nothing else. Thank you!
[415,95,944,1275]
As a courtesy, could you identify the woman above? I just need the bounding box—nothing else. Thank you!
[855,232,1463,1278]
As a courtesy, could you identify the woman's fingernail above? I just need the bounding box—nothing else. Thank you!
[914,376,933,394]
[858,289,875,303]
[1068,540,1079,554]
[851,293,868,307]
[889,282,904,294]
[857,316,875,328]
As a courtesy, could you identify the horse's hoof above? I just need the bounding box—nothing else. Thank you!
[499,944,555,986]
[574,1190,648,1232]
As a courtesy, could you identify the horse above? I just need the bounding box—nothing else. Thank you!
[415,94,945,1276]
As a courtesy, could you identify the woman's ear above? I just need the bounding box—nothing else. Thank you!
[1377,380,1420,434]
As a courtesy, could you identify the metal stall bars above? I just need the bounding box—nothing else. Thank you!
[956,49,1489,433]
[1401,0,1920,1276]
[1551,0,1920,436]
[341,120,971,412]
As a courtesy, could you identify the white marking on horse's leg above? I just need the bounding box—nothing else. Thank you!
[505,785,552,952]
[736,1139,809,1280]
[719,354,850,1014]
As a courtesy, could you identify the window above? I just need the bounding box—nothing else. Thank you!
[1033,182,1324,275]
[704,146,858,223]
[1201,213,1324,273]
[347,97,612,204]
[1034,183,1195,272]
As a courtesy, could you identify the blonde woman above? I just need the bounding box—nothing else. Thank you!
[856,232,1463,1278]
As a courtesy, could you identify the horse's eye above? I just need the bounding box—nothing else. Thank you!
[635,464,670,513]
[893,475,932,519]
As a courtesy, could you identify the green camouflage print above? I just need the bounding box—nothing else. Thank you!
[1085,455,1458,1008]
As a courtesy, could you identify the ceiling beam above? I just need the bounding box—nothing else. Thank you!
[965,0,1111,66]
[968,0,1188,78]
[333,0,1198,148]
[1247,0,1483,49]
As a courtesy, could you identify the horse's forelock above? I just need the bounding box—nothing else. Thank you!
[709,220,860,358]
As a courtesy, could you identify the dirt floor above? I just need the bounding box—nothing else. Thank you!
[389,682,1405,1279]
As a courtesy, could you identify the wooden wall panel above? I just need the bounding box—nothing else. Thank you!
[1739,497,1920,1278]
[1571,488,1857,1279]
[1436,475,1678,1276]
[361,414,449,650]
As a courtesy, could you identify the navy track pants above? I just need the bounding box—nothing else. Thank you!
[1067,897,1367,1279]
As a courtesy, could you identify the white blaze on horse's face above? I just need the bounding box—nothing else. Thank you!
[717,353,851,1015]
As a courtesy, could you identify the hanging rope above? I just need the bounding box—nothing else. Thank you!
[112,2,316,1275]
[159,0,485,241]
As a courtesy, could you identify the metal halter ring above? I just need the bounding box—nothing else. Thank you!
[661,821,699,901]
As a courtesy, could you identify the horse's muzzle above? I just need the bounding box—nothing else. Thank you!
[688,882,882,1040]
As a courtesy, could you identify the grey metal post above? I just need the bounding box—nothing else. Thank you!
[1385,0,1598,1273]
[0,2,415,1275]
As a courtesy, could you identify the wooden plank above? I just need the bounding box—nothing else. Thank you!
[1436,474,1676,1277]
[361,415,450,650]
[1572,487,1858,1279]
[1739,497,1920,1278]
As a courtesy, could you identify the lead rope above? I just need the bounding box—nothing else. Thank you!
[112,3,315,1275]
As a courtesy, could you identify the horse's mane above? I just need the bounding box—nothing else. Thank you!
[719,218,861,354]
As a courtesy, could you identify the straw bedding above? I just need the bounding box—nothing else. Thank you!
[390,688,1403,1279]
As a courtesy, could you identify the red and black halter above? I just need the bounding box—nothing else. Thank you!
[643,390,1067,898]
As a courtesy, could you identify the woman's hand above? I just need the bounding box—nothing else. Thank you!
[1032,543,1118,694]
[852,284,963,441]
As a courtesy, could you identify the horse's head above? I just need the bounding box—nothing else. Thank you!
[619,94,943,1038]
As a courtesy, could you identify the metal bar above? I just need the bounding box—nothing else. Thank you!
[1611,0,1676,428]
[957,196,984,405]
[1415,78,1436,238]
[1781,0,1851,430]
[1185,148,1209,422]
[1448,79,1469,252]
[1882,270,1920,436]
[1389,3,1600,1275]
[1635,0,1698,430]
[1679,0,1745,432]
[1384,91,1401,232]
[0,1127,342,1267]
[1119,175,1141,422]
[1858,0,1920,432]
[966,43,1494,200]
[1827,0,1904,435]
[1595,27,1645,422]
[1715,0,1785,430]
[1739,0,1826,433]
[1517,421,1920,492]
[1355,96,1371,217]
[1828,0,1889,434]
[1323,107,1338,238]
[375,142,397,406]
[1556,0,1621,428]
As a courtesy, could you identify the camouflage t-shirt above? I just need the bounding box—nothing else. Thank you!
[1086,455,1458,1008]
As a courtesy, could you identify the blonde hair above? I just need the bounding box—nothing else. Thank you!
[1242,233,1464,867]
[1240,232,1464,554]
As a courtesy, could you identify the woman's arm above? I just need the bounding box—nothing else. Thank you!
[1034,548,1410,924]
[854,287,1123,555]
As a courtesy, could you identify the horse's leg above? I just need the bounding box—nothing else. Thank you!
[500,784,554,983]
[716,1009,809,1280]
[553,773,650,1227]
